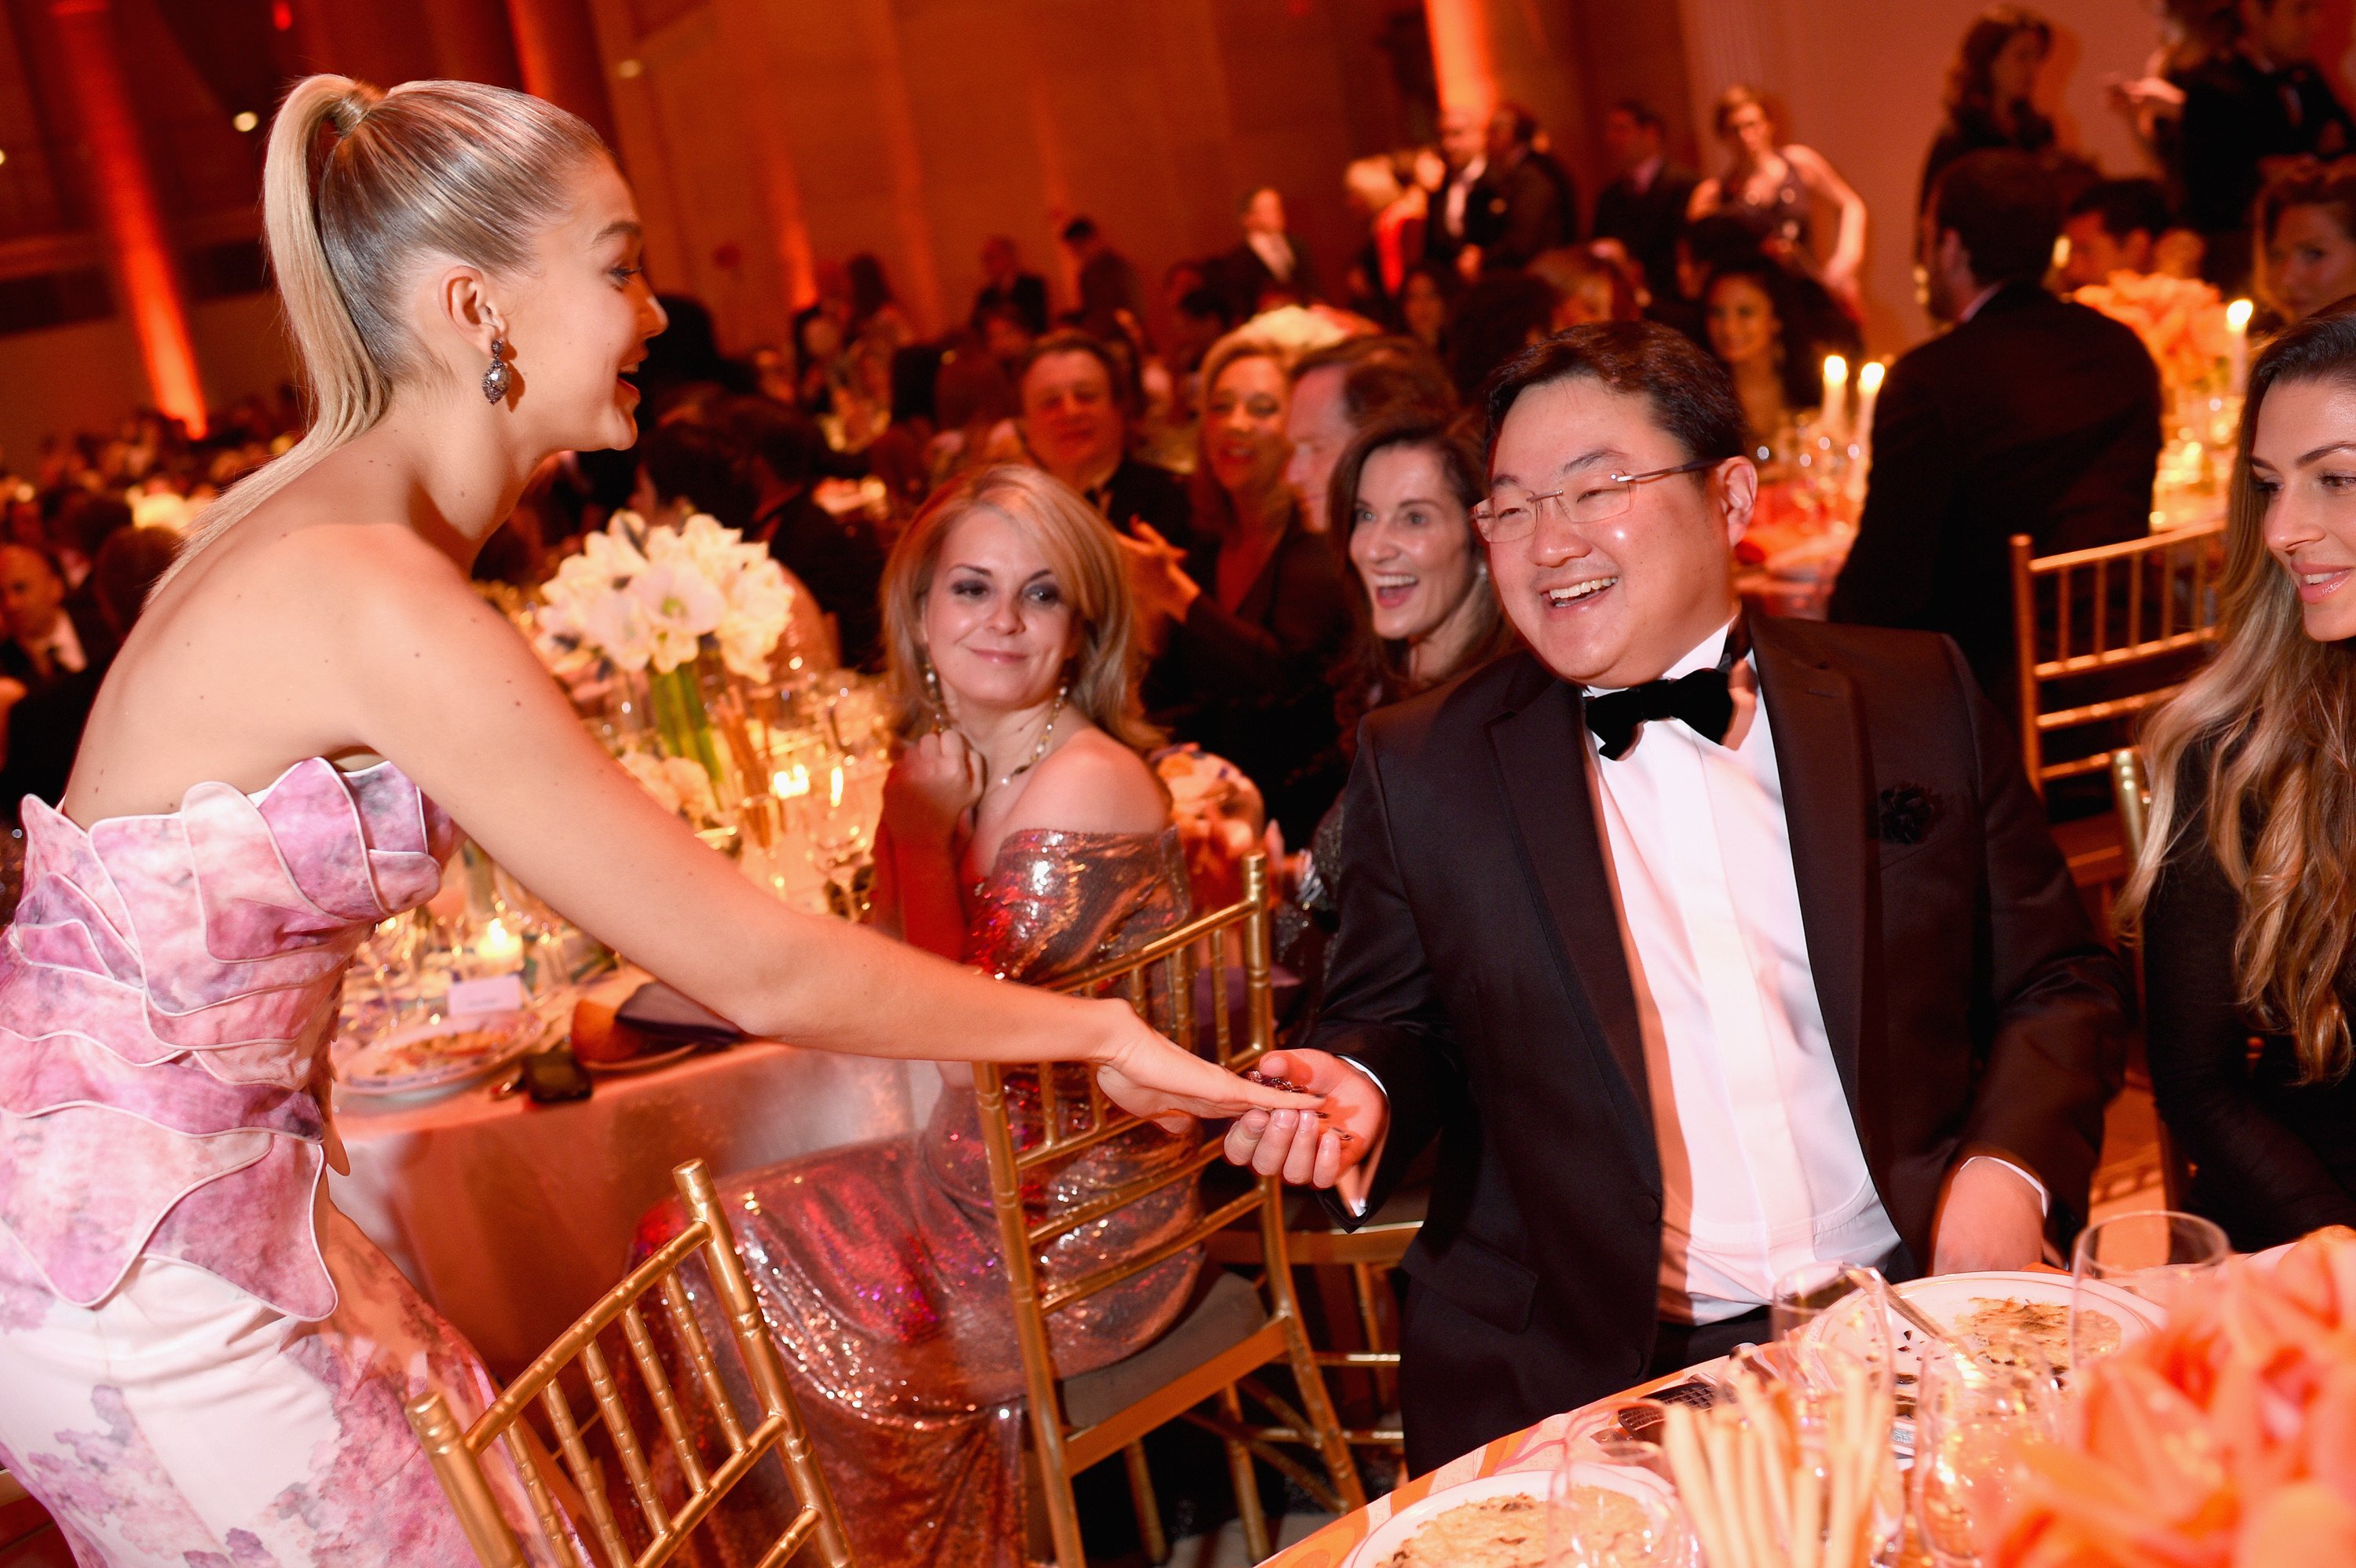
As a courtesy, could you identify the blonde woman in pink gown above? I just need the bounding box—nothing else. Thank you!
[0,79,1305,1566]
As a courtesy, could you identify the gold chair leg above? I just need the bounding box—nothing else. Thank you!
[1349,1262,1396,1409]
[1220,1384,1271,1563]
[1275,1306,1366,1512]
[1122,1441,1168,1564]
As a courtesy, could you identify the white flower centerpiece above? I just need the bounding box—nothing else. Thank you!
[538,510,800,796]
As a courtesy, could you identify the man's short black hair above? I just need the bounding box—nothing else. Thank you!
[1059,216,1099,244]
[1483,321,1747,470]
[720,396,821,491]
[639,419,759,532]
[1929,148,2062,287]
[1610,99,1664,133]
[2064,177,2173,243]
[1293,334,1457,423]
[1016,327,1137,414]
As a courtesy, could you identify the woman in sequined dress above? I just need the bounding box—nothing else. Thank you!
[638,466,1208,1568]
[0,77,1304,1566]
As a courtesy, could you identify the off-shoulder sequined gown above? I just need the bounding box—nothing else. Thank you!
[0,758,545,1566]
[638,828,1197,1568]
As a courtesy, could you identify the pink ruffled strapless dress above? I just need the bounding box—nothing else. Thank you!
[0,758,543,1565]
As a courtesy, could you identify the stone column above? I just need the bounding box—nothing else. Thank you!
[50,0,207,436]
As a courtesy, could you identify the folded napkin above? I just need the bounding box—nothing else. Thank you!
[616,982,743,1044]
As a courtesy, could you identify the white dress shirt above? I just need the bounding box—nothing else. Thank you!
[1442,156,1487,240]
[1246,230,1297,285]
[1586,623,1901,1322]
[16,613,85,680]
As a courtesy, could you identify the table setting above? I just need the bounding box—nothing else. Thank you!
[1259,1209,2343,1568]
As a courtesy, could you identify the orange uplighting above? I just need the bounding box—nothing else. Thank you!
[50,0,207,437]
[1422,0,1498,117]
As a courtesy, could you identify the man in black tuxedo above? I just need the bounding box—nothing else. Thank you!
[1831,150,2160,705]
[1463,104,1579,275]
[1017,330,1194,555]
[971,234,1049,336]
[724,397,888,670]
[1212,187,1319,318]
[1591,100,1699,305]
[0,543,112,691]
[1225,321,2131,1475]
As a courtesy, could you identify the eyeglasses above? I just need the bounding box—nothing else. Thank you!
[1476,457,1721,543]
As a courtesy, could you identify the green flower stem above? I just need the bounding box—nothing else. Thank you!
[650,663,725,784]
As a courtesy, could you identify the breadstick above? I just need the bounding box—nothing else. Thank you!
[1665,1404,1736,1568]
[1790,1446,1823,1568]
[1701,1411,1758,1568]
[1730,1377,1794,1548]
[1822,1383,1860,1568]
[1737,1418,1781,1565]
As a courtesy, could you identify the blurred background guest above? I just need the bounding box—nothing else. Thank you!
[2179,0,2354,289]
[2062,175,2178,287]
[2259,159,2356,323]
[1690,84,1871,311]
[973,301,1037,382]
[847,251,914,353]
[1921,6,2059,210]
[1832,151,2162,705]
[1651,212,1770,344]
[0,543,109,690]
[634,418,835,665]
[970,234,1049,337]
[1530,244,1642,331]
[1017,329,1193,548]
[1341,155,1428,324]
[1424,106,1490,275]
[726,397,888,671]
[1061,215,1146,342]
[1284,334,1458,537]
[1397,259,1459,358]
[1213,186,1319,318]
[1703,255,1829,449]
[1448,269,1568,400]
[1591,98,1701,307]
[1125,329,1353,839]
[641,466,1202,1568]
[0,524,174,821]
[1460,103,1579,276]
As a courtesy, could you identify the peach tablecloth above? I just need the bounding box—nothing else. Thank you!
[330,1041,935,1378]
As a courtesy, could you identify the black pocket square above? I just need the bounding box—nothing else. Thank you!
[1874,783,1941,846]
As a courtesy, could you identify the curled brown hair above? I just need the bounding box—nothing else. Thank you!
[2118,298,2356,1080]
[879,464,1158,751]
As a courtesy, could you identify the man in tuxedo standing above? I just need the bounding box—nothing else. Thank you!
[1831,150,2160,705]
[1591,101,1700,306]
[1214,188,1318,317]
[1225,321,2131,1476]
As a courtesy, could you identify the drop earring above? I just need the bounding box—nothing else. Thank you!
[481,338,511,404]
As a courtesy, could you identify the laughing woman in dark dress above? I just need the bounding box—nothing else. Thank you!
[2123,299,2356,1249]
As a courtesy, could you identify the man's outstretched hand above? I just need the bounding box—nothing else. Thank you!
[1220,1049,1388,1212]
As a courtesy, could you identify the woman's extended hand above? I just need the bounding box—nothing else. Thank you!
[1220,1049,1388,1209]
[884,728,983,840]
[1118,524,1201,638]
[1086,1002,1321,1131]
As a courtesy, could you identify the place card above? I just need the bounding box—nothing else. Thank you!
[448,974,527,1017]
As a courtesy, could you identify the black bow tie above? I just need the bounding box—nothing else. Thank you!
[1585,667,1736,760]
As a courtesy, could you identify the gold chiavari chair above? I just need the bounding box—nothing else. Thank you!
[406,1158,854,1568]
[2109,744,2194,1212]
[2009,524,2224,795]
[979,854,1364,1567]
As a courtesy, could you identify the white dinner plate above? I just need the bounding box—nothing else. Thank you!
[1813,1269,2167,1387]
[337,1011,546,1098]
[1347,1462,1681,1568]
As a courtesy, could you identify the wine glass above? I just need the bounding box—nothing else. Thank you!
[2069,1210,2228,1369]
[1911,1333,2062,1568]
[1546,1446,1691,1567]
[1773,1263,1894,1396]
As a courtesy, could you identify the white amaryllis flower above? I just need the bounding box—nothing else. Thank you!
[532,509,796,679]
[628,558,726,674]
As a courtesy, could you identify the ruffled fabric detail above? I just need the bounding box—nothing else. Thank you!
[0,758,454,1319]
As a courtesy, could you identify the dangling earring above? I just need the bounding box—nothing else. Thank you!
[920,653,947,729]
[481,338,511,404]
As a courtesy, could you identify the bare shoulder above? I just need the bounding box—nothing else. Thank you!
[1001,729,1169,838]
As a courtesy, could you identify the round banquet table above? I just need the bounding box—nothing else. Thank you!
[329,1039,939,1379]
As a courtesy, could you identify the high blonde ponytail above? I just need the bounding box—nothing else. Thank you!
[158,74,606,587]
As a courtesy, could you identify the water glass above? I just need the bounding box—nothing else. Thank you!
[1546,1450,1691,1568]
[1911,1335,2061,1567]
[1772,1261,1893,1398]
[2069,1210,2228,1368]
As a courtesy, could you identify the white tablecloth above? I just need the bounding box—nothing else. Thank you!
[331,1041,939,1378]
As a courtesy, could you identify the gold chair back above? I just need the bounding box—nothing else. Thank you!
[974,854,1363,1567]
[2112,747,2151,863]
[406,1158,854,1568]
[2009,523,2224,794]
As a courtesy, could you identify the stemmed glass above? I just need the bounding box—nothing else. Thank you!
[1546,1411,1691,1568]
[1910,1333,2062,1568]
[2070,1210,2229,1369]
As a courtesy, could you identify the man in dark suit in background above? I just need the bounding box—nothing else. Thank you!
[1225,323,2130,1475]
[1592,101,1700,306]
[1060,217,1146,343]
[1463,104,1579,275]
[1016,329,1194,554]
[2179,0,2355,287]
[1212,187,1319,317]
[0,543,112,692]
[970,234,1050,336]
[725,397,888,671]
[1831,150,2161,705]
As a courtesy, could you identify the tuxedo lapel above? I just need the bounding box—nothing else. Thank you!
[1484,657,1655,1160]
[1750,613,1874,1129]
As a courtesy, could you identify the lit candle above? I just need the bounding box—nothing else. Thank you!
[2227,298,2254,397]
[1854,360,1886,454]
[829,765,845,810]
[477,916,521,965]
[1820,355,1849,442]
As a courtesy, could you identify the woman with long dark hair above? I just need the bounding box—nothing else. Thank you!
[2121,298,2356,1248]
[1921,6,2058,210]
[1689,85,1869,310]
